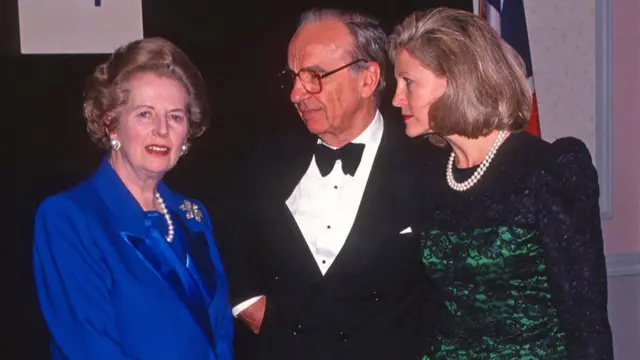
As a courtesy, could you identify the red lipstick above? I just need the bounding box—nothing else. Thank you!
[145,144,170,156]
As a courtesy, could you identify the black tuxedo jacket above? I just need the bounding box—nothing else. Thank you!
[214,117,438,359]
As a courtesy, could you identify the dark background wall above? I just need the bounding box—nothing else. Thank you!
[3,0,471,358]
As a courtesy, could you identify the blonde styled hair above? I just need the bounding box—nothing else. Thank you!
[388,7,531,138]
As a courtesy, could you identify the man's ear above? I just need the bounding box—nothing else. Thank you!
[360,61,381,99]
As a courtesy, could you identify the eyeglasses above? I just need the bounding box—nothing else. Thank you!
[279,59,368,94]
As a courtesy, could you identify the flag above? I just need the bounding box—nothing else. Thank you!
[475,0,541,137]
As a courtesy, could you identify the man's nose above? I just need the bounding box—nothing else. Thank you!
[290,77,310,103]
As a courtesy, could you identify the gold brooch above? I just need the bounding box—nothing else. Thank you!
[179,200,203,222]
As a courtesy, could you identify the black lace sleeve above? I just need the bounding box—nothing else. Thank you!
[536,137,614,359]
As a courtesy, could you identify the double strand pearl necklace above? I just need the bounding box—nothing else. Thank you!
[446,130,508,192]
[154,192,175,243]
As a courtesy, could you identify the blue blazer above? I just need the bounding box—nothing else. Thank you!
[33,158,233,359]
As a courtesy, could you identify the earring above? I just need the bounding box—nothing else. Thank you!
[180,144,189,155]
[110,139,121,151]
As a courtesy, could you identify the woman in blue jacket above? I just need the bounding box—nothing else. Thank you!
[33,37,233,360]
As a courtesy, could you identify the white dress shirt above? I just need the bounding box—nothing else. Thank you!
[232,111,384,317]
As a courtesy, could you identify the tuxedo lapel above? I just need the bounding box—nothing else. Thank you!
[325,119,413,277]
[280,202,324,280]
[346,136,391,242]
[265,130,324,281]
[274,129,317,200]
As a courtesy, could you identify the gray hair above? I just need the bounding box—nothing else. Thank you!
[298,8,388,102]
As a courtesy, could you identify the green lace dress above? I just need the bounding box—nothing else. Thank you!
[419,132,612,360]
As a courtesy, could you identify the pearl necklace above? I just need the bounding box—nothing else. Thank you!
[155,193,175,243]
[446,130,508,192]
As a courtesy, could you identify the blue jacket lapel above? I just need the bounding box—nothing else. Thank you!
[120,230,215,352]
[89,157,215,352]
[172,214,217,305]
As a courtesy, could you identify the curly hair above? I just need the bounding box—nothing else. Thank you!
[388,8,531,138]
[83,37,210,149]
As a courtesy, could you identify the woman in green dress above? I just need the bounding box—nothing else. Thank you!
[388,7,613,360]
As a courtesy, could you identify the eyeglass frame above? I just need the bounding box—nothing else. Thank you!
[280,58,369,94]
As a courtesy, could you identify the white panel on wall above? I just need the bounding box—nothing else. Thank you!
[523,0,596,156]
[524,0,613,217]
[595,0,613,219]
[17,0,143,54]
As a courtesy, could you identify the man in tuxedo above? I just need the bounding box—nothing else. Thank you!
[216,8,436,359]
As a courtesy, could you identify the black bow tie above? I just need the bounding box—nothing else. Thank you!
[314,142,365,177]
